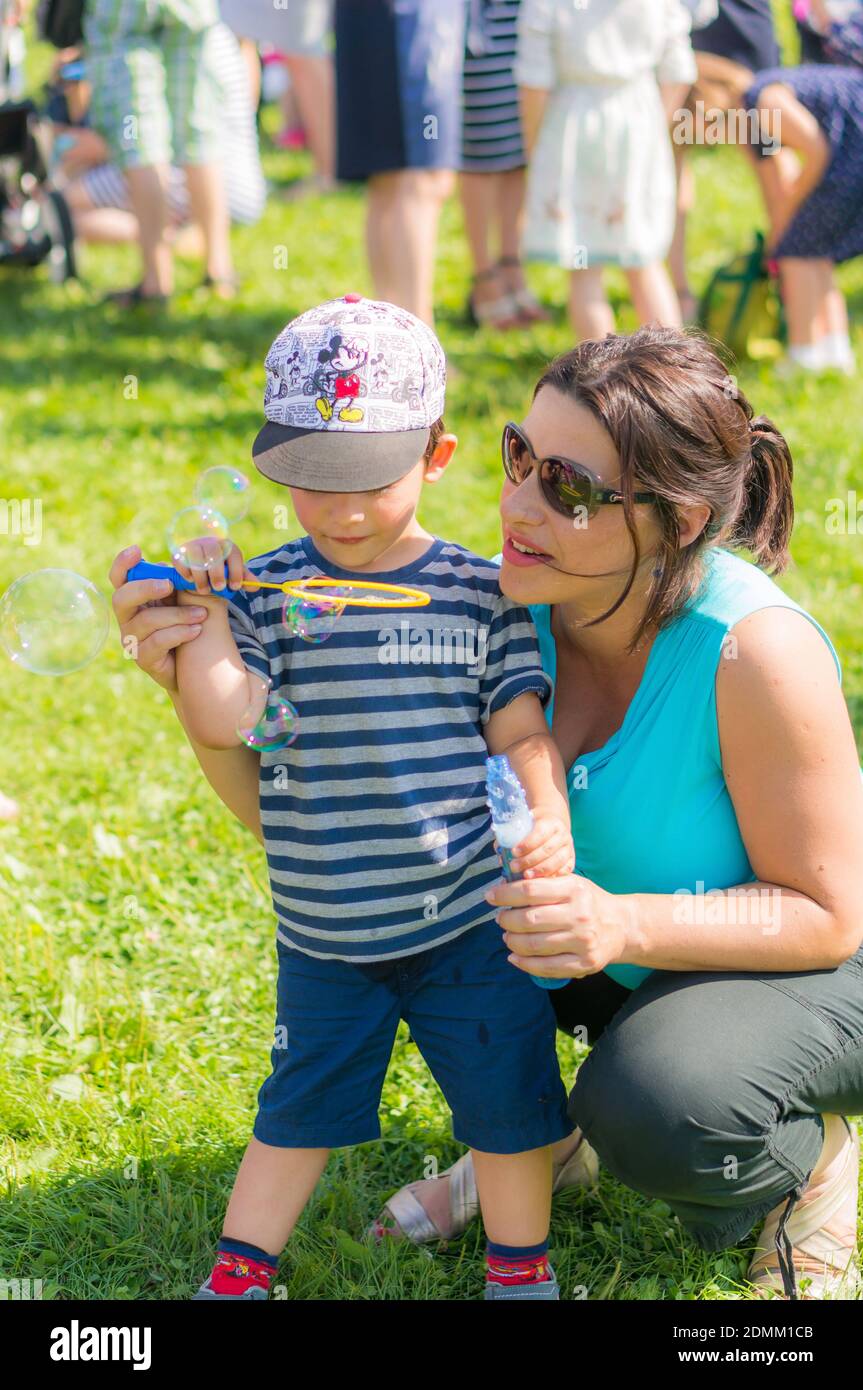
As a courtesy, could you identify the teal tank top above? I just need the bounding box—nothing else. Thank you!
[522,547,842,990]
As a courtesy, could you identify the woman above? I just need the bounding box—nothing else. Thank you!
[515,0,696,340]
[110,329,863,1300]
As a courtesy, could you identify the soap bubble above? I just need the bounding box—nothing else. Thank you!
[282,587,349,644]
[0,569,110,676]
[167,505,231,570]
[194,467,251,525]
[236,674,299,752]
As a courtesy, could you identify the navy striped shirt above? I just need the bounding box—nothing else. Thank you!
[225,535,553,962]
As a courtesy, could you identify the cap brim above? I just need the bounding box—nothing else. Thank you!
[252,421,430,491]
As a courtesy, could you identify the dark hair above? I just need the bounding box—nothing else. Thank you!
[535,327,794,650]
[423,417,446,462]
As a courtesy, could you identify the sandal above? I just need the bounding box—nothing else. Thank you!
[467,266,522,330]
[369,1128,599,1245]
[202,273,241,301]
[497,256,551,324]
[748,1117,861,1300]
[103,283,170,309]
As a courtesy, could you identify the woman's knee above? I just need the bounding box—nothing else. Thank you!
[569,1031,755,1203]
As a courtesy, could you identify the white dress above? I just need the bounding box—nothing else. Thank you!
[515,0,697,269]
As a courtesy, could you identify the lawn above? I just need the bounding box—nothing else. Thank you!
[1,31,862,1301]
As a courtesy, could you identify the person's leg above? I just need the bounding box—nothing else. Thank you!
[459,171,521,327]
[497,166,549,322]
[221,1139,330,1253]
[366,168,454,325]
[779,257,824,353]
[65,178,140,243]
[183,165,234,286]
[624,262,683,329]
[200,941,400,1290]
[569,266,615,340]
[371,966,625,1241]
[239,36,261,109]
[125,165,174,295]
[459,170,497,275]
[283,54,335,184]
[84,29,175,298]
[670,145,696,321]
[165,21,235,291]
[472,1146,552,1246]
[569,951,863,1295]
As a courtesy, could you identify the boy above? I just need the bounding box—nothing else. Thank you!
[175,295,574,1301]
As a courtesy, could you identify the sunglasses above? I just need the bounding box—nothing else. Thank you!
[501,421,658,520]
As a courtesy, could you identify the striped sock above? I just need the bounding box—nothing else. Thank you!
[208,1238,279,1297]
[486,1239,552,1286]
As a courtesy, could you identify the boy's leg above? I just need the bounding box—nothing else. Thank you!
[196,940,401,1295]
[472,1145,552,1246]
[222,1138,330,1254]
[403,920,570,1295]
[163,20,234,286]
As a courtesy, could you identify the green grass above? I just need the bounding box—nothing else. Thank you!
[1,57,862,1302]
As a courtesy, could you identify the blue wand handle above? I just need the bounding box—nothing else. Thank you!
[127,559,232,597]
[499,845,567,991]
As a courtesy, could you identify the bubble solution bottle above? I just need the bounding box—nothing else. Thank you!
[485,754,567,991]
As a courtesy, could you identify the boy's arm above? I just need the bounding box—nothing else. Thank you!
[485,693,574,876]
[174,591,255,749]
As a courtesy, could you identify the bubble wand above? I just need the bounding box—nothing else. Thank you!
[486,754,567,991]
[127,560,431,609]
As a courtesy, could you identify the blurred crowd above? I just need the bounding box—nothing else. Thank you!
[2,1,862,352]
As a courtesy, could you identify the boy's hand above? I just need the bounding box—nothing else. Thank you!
[174,541,259,596]
[506,810,575,879]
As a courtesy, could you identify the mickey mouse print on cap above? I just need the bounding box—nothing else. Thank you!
[252,295,447,492]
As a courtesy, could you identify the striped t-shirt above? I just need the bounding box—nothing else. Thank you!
[225,535,553,962]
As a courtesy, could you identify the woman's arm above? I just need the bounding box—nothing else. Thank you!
[174,591,254,749]
[169,690,263,844]
[514,0,554,157]
[109,546,263,841]
[489,608,863,979]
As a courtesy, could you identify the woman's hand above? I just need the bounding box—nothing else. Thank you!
[485,873,634,980]
[110,543,254,691]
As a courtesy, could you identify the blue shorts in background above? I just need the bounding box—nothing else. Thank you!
[253,917,572,1154]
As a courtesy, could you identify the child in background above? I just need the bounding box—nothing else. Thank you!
[515,0,697,340]
[745,62,863,374]
[173,295,575,1301]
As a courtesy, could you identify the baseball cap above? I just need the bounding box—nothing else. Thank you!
[252,294,447,492]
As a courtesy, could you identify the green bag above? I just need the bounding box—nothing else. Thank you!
[697,232,785,361]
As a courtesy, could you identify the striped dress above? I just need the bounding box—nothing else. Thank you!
[462,0,526,172]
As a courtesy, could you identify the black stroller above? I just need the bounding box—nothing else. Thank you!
[0,0,78,281]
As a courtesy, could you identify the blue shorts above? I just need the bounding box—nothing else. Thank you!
[253,918,572,1154]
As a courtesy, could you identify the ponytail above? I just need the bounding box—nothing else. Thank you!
[728,414,794,573]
